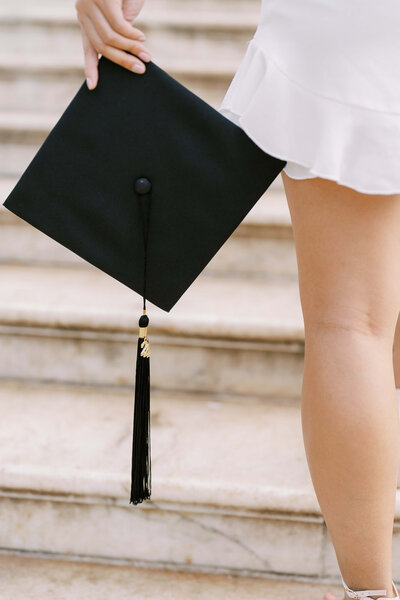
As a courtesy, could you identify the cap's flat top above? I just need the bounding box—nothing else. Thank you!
[0,176,290,228]
[2,52,286,312]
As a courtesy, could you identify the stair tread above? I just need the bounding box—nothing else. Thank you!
[0,553,342,599]
[0,1,261,27]
[0,109,60,131]
[0,380,317,513]
[0,54,239,78]
[0,263,303,341]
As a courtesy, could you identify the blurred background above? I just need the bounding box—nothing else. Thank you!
[0,0,354,598]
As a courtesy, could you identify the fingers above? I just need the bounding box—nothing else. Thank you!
[80,14,150,76]
[80,26,99,89]
[75,0,151,87]
[91,3,151,61]
[96,0,146,41]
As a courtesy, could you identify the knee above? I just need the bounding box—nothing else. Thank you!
[302,301,396,343]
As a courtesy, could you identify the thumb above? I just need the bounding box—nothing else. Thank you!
[81,27,99,90]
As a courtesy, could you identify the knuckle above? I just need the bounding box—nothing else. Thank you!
[97,40,106,53]
[74,0,83,18]
[118,58,131,71]
[130,42,149,58]
[107,14,119,30]
[129,40,141,52]
[103,30,117,45]
[83,44,95,57]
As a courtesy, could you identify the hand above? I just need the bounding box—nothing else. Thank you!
[74,0,152,90]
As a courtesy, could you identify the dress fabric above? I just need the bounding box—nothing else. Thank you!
[217,0,400,195]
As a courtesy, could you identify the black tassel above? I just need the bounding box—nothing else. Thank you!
[130,177,152,505]
[130,310,151,504]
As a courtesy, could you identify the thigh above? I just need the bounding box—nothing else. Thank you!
[281,172,400,340]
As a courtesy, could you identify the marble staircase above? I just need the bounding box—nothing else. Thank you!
[2,0,400,596]
[0,263,304,395]
[0,0,261,114]
[0,381,324,575]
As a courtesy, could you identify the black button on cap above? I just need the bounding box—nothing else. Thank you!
[135,177,152,195]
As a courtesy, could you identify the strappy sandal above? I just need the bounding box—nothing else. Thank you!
[341,574,400,600]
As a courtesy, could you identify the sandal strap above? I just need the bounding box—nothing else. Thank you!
[341,575,400,599]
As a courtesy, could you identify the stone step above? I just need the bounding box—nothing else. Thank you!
[0,0,260,113]
[0,1,260,61]
[0,0,261,23]
[0,553,346,599]
[0,378,342,579]
[0,263,304,396]
[0,176,296,278]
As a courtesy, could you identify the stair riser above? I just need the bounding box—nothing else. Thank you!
[0,22,82,57]
[0,222,298,279]
[0,495,342,579]
[0,141,41,179]
[0,327,304,397]
[0,66,230,114]
[0,22,255,63]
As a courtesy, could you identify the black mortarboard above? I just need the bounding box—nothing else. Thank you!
[2,55,286,505]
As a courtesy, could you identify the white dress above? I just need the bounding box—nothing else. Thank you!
[218,0,400,195]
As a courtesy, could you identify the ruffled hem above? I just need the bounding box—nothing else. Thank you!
[218,38,400,195]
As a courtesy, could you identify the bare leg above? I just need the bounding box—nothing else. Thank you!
[281,172,400,599]
[393,315,400,387]
[393,316,400,488]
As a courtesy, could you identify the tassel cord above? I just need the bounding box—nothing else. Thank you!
[140,189,152,312]
[130,178,153,505]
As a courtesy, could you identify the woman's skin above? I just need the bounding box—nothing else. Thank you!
[75,3,400,598]
[394,317,400,489]
[281,172,400,600]
[393,315,400,389]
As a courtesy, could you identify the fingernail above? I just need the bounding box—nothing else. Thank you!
[133,63,145,73]
[138,34,146,41]
[138,52,151,62]
[86,77,94,89]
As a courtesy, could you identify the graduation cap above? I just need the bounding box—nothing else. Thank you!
[3,55,286,505]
